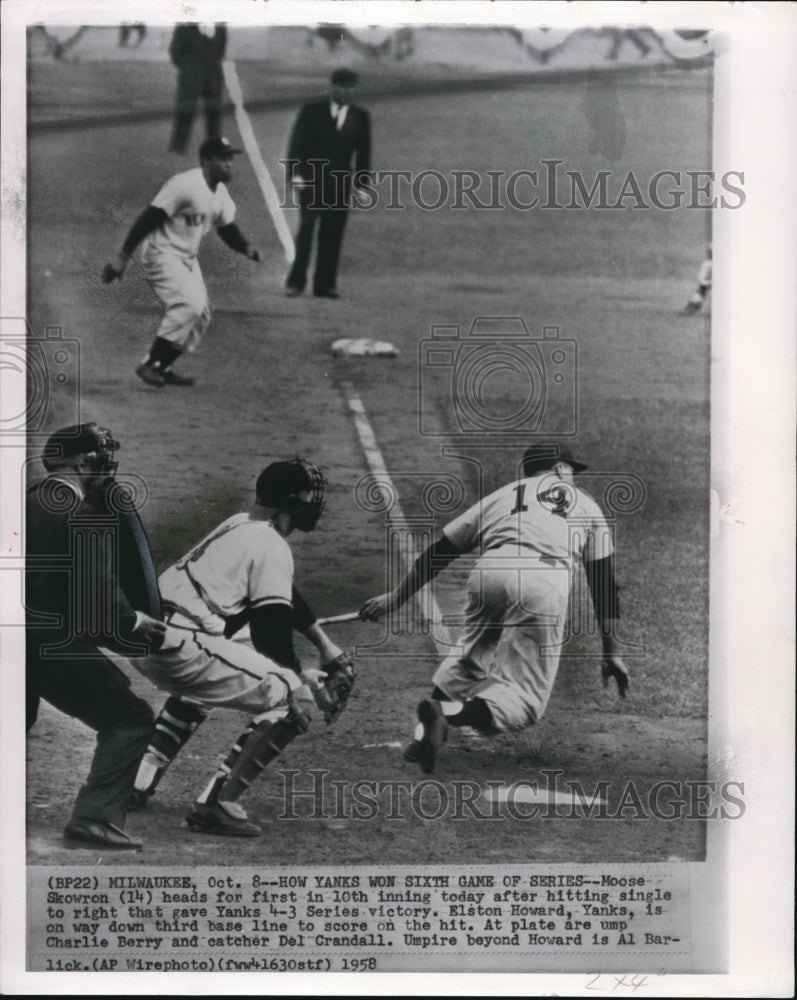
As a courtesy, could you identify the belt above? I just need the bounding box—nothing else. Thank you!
[483,544,568,568]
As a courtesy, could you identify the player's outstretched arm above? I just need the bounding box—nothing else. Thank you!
[288,586,357,724]
[216,222,262,261]
[585,554,629,697]
[360,535,459,621]
[291,586,344,663]
[102,205,168,282]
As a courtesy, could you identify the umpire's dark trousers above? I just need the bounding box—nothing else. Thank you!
[27,634,154,829]
[170,60,224,154]
[287,187,350,295]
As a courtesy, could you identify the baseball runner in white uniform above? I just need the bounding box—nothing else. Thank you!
[102,136,262,387]
[681,244,712,315]
[126,459,355,836]
[360,444,629,774]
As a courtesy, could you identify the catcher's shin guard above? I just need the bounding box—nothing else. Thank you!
[134,697,211,798]
[199,689,313,806]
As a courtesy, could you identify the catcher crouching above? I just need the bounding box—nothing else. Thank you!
[127,459,355,836]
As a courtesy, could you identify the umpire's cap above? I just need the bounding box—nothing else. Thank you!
[522,443,587,476]
[330,68,359,87]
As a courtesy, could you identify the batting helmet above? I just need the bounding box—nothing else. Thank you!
[522,443,587,477]
[255,458,327,531]
[42,422,120,475]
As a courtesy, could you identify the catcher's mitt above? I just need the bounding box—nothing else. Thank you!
[318,651,357,724]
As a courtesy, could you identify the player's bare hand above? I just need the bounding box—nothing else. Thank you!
[601,656,629,698]
[245,247,263,262]
[359,591,401,621]
[132,613,168,648]
[300,667,327,691]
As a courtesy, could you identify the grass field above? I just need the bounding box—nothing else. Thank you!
[25,53,712,864]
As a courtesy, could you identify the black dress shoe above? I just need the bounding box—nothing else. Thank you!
[63,819,143,850]
[313,290,340,299]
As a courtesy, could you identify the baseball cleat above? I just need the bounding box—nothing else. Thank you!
[186,800,262,837]
[128,788,153,811]
[680,300,703,315]
[415,699,448,774]
[402,738,422,764]
[161,369,195,386]
[135,362,165,387]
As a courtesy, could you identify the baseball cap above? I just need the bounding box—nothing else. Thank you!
[522,443,588,476]
[330,68,359,87]
[199,137,242,159]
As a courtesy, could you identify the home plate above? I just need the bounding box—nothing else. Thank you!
[483,784,606,808]
[331,338,398,357]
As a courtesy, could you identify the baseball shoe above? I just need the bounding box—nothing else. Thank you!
[135,362,165,387]
[128,788,153,811]
[680,300,703,316]
[63,819,143,851]
[313,289,340,299]
[161,369,195,386]
[415,699,448,774]
[186,800,262,837]
[403,738,422,764]
[284,285,303,297]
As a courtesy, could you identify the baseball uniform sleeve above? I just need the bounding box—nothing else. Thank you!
[442,499,483,552]
[150,175,187,217]
[581,493,614,562]
[212,186,236,228]
[247,535,294,609]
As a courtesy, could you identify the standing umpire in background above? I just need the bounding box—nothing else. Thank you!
[169,23,228,155]
[26,423,165,850]
[285,68,371,299]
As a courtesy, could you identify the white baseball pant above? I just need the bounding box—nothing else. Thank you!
[433,554,571,731]
[141,249,211,353]
[126,616,301,722]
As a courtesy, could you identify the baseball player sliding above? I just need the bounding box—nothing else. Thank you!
[360,444,629,774]
[125,459,355,836]
[102,136,262,388]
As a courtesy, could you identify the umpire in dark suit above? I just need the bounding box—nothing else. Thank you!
[26,423,165,850]
[169,23,228,154]
[285,68,372,299]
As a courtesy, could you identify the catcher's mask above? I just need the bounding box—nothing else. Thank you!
[256,458,327,532]
[43,422,120,477]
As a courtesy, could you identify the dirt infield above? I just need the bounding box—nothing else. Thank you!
[25,54,712,864]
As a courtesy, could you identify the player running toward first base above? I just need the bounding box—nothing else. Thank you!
[125,459,355,836]
[102,137,262,387]
[360,444,629,774]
